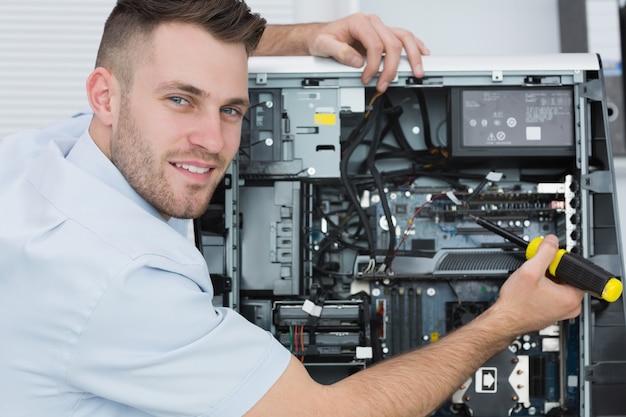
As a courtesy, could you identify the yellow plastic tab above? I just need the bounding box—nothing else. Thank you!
[602,277,623,302]
[525,237,543,260]
[526,237,566,277]
[548,249,567,277]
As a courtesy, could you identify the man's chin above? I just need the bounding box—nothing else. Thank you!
[162,199,212,220]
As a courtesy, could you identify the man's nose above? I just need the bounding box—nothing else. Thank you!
[188,112,225,154]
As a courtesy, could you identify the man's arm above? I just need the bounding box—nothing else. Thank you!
[245,235,584,417]
[255,13,430,93]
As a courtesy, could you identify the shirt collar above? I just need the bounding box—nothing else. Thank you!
[66,129,192,237]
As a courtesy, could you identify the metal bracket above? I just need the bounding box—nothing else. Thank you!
[301,78,339,88]
[585,361,626,383]
[581,170,612,193]
[255,73,267,85]
[580,78,603,102]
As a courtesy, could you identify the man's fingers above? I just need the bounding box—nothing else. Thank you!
[530,234,559,271]
[307,13,431,92]
[392,28,429,78]
[311,35,364,68]
[363,15,403,91]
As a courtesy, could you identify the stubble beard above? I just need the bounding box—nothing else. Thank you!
[110,101,220,220]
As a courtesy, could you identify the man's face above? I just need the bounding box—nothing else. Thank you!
[110,23,249,220]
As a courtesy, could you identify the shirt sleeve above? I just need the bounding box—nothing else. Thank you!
[65,256,291,417]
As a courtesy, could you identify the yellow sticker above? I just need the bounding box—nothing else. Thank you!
[314,112,336,125]
[431,332,440,343]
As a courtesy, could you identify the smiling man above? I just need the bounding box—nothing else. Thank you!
[0,1,583,417]
[88,21,249,221]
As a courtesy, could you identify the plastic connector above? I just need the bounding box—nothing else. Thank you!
[302,299,323,317]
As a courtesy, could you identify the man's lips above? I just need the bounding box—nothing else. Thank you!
[172,162,212,174]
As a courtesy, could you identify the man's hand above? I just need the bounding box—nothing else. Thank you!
[256,13,430,93]
[493,234,584,336]
[307,13,430,92]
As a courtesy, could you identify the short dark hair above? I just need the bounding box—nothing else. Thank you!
[95,0,266,88]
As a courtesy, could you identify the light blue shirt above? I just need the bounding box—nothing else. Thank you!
[0,113,291,417]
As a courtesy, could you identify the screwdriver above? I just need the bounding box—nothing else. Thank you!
[470,215,623,302]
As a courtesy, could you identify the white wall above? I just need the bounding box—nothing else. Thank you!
[0,0,116,137]
[359,0,562,55]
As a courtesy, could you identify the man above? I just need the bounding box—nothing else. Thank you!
[0,1,582,416]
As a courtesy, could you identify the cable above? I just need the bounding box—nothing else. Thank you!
[339,94,383,272]
[365,98,396,273]
[390,193,445,265]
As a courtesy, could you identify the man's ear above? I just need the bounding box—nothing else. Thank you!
[86,67,117,127]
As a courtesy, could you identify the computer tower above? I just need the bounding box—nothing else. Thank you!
[197,54,626,416]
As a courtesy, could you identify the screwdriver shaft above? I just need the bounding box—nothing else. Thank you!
[470,215,528,248]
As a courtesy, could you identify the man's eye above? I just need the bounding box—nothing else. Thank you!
[169,96,190,106]
[222,107,242,117]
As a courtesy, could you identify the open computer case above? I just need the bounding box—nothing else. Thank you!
[196,53,626,417]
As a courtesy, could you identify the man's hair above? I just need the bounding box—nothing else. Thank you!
[95,0,266,88]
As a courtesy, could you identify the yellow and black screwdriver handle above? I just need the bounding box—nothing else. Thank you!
[472,215,623,302]
[526,237,623,303]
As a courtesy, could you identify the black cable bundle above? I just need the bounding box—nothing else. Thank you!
[339,97,383,272]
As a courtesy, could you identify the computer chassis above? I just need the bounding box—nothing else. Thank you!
[196,54,626,417]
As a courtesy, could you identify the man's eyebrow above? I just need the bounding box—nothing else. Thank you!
[157,81,206,97]
[226,97,251,109]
